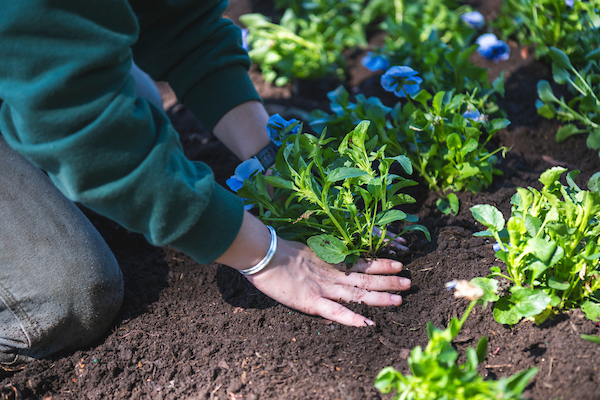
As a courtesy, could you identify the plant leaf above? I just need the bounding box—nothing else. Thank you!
[539,166,567,187]
[470,204,505,232]
[505,368,539,395]
[475,336,488,364]
[307,235,348,264]
[264,176,297,190]
[493,297,522,325]
[588,172,600,193]
[391,155,413,175]
[399,224,431,241]
[549,47,573,70]
[581,334,600,345]
[551,62,570,84]
[581,301,600,322]
[537,80,558,103]
[470,277,500,303]
[587,128,600,150]
[375,209,407,226]
[511,287,552,318]
[556,124,586,143]
[326,167,369,182]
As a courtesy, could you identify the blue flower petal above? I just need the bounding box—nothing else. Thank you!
[565,0,574,7]
[461,11,485,29]
[241,28,250,51]
[476,33,510,62]
[462,108,485,122]
[381,66,423,98]
[267,114,300,145]
[226,176,244,193]
[361,52,390,71]
[234,158,265,181]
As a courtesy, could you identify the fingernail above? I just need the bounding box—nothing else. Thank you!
[364,319,375,326]
[391,294,402,304]
[400,277,411,287]
[391,261,403,270]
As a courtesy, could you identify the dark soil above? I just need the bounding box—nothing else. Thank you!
[2,1,600,399]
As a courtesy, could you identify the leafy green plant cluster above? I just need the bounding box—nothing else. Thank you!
[239,12,346,86]
[375,289,537,400]
[237,121,429,265]
[470,167,600,325]
[240,0,384,86]
[493,0,600,62]
[308,86,509,213]
[536,47,600,156]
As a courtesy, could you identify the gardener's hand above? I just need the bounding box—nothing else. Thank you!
[247,239,410,326]
[216,212,411,327]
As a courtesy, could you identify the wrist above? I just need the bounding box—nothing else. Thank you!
[215,212,273,270]
[238,226,278,276]
[252,141,280,170]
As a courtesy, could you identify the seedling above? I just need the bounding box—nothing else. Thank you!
[234,119,430,265]
[375,280,538,400]
[471,167,600,325]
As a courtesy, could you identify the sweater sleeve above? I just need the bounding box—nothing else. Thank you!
[0,1,248,264]
[128,0,262,133]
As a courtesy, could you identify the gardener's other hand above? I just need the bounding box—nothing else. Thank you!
[216,212,410,327]
[372,226,409,254]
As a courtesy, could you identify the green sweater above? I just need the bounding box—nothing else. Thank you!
[0,1,261,263]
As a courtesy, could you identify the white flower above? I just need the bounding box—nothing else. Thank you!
[445,280,484,301]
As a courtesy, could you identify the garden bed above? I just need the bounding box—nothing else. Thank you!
[2,0,600,399]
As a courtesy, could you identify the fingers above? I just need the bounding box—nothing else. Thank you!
[341,273,411,292]
[348,258,404,274]
[312,298,376,327]
[332,258,411,291]
[329,285,403,307]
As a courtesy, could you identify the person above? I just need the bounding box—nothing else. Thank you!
[0,0,411,366]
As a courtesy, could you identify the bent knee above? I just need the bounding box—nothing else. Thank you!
[0,254,124,366]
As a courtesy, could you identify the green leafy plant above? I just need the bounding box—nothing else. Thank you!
[375,280,538,400]
[581,333,600,345]
[271,0,384,34]
[470,167,600,325]
[240,0,381,86]
[309,85,509,213]
[240,11,345,86]
[536,47,600,156]
[237,120,430,265]
[493,0,600,63]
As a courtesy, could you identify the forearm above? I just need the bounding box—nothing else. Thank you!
[212,101,271,161]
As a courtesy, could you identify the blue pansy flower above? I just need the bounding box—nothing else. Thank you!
[476,33,510,62]
[241,28,250,51]
[565,0,574,6]
[462,108,485,122]
[361,51,390,72]
[461,11,485,29]
[380,66,423,98]
[226,158,265,210]
[267,114,300,146]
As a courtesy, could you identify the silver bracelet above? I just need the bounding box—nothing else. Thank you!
[239,225,277,276]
